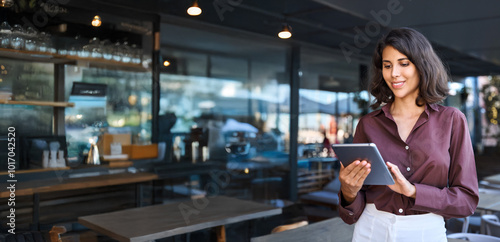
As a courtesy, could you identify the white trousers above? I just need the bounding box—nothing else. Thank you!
[352,204,447,242]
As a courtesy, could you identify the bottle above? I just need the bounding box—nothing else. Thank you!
[42,150,49,168]
[202,146,209,162]
[191,141,199,163]
[49,150,57,168]
[57,150,65,167]
[86,139,100,165]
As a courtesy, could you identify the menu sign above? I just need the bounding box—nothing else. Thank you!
[71,82,107,96]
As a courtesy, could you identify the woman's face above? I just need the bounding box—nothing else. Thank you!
[382,45,420,102]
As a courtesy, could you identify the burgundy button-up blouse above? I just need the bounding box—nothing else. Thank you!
[338,103,479,224]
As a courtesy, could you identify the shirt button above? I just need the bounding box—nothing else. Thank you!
[398,208,403,213]
[405,145,409,150]
[407,167,411,172]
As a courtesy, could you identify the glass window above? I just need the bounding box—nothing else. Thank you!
[0,59,54,171]
[64,66,152,165]
[160,23,289,202]
[297,47,363,194]
[0,59,55,135]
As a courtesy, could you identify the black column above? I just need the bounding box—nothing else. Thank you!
[152,15,161,143]
[54,64,66,136]
[473,77,482,152]
[288,45,300,202]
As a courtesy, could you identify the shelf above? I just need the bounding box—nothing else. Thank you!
[0,100,75,107]
[71,58,148,72]
[0,48,73,64]
[0,48,149,71]
[0,166,70,176]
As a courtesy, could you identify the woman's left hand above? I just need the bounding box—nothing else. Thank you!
[386,161,416,198]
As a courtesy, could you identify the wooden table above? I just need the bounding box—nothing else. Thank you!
[483,173,500,185]
[477,191,500,212]
[0,172,158,198]
[251,217,353,242]
[78,196,282,242]
[0,172,158,230]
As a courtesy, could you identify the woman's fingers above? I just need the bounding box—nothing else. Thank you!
[344,160,367,174]
[341,160,371,185]
[356,165,371,183]
[339,160,372,203]
[386,161,403,179]
[385,161,416,198]
[352,161,371,184]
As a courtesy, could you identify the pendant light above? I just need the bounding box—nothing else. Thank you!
[0,0,13,8]
[278,24,292,39]
[187,0,202,16]
[92,15,102,27]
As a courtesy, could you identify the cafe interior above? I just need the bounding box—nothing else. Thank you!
[2,0,500,241]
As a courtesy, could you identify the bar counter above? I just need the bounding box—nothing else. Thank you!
[0,171,158,198]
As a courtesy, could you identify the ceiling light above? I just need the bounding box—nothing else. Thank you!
[92,15,102,27]
[278,24,292,39]
[0,0,13,8]
[163,60,171,67]
[187,0,202,16]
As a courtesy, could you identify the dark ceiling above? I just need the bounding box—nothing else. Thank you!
[17,0,500,77]
[155,0,500,77]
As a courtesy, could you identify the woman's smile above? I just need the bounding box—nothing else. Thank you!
[382,45,420,101]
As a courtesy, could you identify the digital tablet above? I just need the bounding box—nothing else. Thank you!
[331,143,395,185]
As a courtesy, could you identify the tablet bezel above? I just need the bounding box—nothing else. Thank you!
[331,143,395,185]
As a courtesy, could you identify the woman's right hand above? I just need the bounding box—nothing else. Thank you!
[339,160,371,204]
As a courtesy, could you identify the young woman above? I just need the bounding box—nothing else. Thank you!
[338,27,479,241]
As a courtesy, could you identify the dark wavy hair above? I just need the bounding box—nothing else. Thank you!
[369,27,450,109]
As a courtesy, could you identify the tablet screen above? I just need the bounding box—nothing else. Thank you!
[331,143,395,185]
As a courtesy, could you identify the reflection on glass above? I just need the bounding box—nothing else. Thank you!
[65,95,107,164]
[158,24,288,201]
[64,66,152,163]
[0,59,55,170]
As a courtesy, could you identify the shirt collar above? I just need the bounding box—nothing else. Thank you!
[376,102,440,117]
[427,103,440,112]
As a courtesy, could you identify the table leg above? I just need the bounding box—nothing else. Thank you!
[480,210,486,234]
[31,193,40,231]
[215,225,226,242]
[136,183,144,207]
